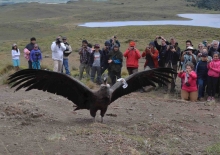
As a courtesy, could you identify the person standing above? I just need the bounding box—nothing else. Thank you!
[79,40,92,80]
[123,41,141,75]
[11,43,20,71]
[62,37,72,75]
[30,44,42,69]
[25,37,39,69]
[142,42,159,70]
[108,44,123,85]
[110,36,120,49]
[89,44,103,84]
[207,52,220,102]
[101,40,111,75]
[51,37,66,72]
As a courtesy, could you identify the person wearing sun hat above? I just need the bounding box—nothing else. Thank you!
[123,41,141,75]
[181,46,197,71]
[11,43,20,71]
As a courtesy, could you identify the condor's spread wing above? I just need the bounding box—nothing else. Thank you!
[110,68,176,103]
[8,69,94,110]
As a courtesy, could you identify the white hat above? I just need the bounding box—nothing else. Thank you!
[187,46,194,50]
[12,43,17,47]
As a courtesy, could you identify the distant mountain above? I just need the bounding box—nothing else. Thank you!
[186,0,220,11]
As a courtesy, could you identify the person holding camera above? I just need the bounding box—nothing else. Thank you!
[142,42,159,69]
[51,36,66,72]
[178,62,198,102]
[181,46,197,71]
[164,37,180,93]
[30,44,42,69]
[154,36,168,68]
[62,37,72,75]
[123,41,141,75]
[110,36,120,49]
[78,40,92,80]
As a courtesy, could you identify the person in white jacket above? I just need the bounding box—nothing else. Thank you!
[11,43,20,71]
[51,37,66,72]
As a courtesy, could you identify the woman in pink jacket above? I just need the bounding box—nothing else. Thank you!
[178,62,198,102]
[207,52,220,101]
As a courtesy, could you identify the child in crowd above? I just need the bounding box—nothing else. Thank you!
[195,52,209,101]
[11,43,20,71]
[178,62,198,102]
[207,52,220,101]
[30,44,42,69]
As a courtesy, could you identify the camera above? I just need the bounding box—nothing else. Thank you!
[185,82,191,87]
[158,36,162,39]
[169,45,174,49]
[56,38,62,44]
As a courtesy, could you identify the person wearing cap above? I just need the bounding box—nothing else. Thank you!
[181,46,197,71]
[24,37,40,69]
[164,37,180,93]
[110,36,120,49]
[101,40,111,75]
[108,44,123,85]
[142,42,159,69]
[195,50,209,101]
[11,43,20,71]
[62,37,72,75]
[123,41,141,75]
[51,36,66,73]
[79,40,92,80]
[89,44,103,84]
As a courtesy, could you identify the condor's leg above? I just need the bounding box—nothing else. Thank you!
[90,108,98,122]
[100,107,108,123]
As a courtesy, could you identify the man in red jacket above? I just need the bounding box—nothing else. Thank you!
[123,41,141,75]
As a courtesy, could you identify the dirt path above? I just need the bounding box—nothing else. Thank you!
[0,85,220,155]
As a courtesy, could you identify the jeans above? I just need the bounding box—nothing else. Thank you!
[197,78,207,98]
[207,76,219,97]
[32,61,41,69]
[79,63,90,80]
[28,60,32,69]
[109,71,121,85]
[91,66,101,84]
[62,59,70,75]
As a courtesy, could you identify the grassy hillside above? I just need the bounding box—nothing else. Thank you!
[186,0,220,11]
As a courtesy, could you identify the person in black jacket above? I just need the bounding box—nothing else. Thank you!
[110,36,120,49]
[25,37,40,69]
[101,40,111,75]
[89,44,103,85]
[165,37,181,93]
[208,40,220,58]
[108,44,123,85]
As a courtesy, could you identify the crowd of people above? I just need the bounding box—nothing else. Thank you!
[10,35,220,102]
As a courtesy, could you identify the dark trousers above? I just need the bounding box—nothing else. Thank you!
[197,78,207,98]
[109,71,121,85]
[207,76,219,97]
[28,60,32,69]
[127,67,138,75]
[91,66,101,84]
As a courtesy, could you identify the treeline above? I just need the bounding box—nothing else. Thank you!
[186,0,220,11]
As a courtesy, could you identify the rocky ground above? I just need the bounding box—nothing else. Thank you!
[0,84,220,155]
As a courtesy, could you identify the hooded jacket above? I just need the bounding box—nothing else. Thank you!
[108,49,123,72]
[123,48,141,68]
[178,71,198,92]
[207,59,220,77]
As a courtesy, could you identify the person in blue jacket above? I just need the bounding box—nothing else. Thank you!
[108,44,123,85]
[30,44,42,69]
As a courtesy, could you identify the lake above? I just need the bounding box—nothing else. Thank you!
[79,14,220,28]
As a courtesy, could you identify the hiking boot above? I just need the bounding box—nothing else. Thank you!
[207,96,212,102]
[198,97,205,101]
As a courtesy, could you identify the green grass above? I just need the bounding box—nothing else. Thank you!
[206,142,220,155]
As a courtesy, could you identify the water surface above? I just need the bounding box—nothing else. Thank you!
[79,14,220,28]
